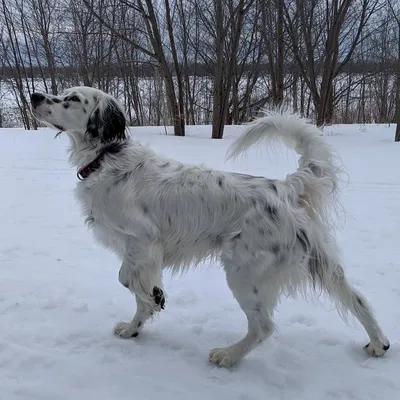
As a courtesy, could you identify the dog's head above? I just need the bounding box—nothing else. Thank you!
[30,86,126,144]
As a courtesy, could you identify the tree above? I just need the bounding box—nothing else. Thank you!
[388,0,400,141]
[284,0,383,126]
[206,0,255,138]
[82,0,186,136]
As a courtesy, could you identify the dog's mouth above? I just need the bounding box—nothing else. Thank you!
[53,125,64,139]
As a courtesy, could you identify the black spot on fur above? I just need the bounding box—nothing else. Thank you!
[137,321,142,327]
[63,103,69,109]
[135,161,145,170]
[297,229,310,253]
[83,108,87,113]
[85,99,89,104]
[132,332,139,337]
[253,286,258,294]
[142,205,148,213]
[167,216,172,226]
[271,245,280,255]
[356,296,365,308]
[254,304,261,312]
[265,204,278,221]
[215,235,223,246]
[114,171,130,185]
[218,177,223,187]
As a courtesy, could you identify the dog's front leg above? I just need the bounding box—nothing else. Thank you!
[114,237,165,338]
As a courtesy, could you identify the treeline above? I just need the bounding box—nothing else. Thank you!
[0,0,399,140]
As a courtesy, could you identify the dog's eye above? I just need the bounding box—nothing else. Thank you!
[68,95,80,102]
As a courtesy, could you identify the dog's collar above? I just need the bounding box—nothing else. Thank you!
[77,142,126,181]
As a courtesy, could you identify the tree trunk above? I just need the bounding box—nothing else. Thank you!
[395,66,400,141]
[395,21,400,141]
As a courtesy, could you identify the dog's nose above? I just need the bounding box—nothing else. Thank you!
[31,93,46,108]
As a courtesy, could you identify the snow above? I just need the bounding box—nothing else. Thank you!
[1,123,399,400]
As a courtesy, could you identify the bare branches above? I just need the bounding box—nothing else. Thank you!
[0,0,398,136]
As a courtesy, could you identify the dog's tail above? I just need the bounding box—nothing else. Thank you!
[226,108,345,229]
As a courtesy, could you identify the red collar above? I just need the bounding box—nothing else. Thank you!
[77,142,126,181]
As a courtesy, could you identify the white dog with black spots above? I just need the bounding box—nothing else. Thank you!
[30,86,390,368]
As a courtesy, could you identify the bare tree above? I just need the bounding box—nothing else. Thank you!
[82,0,186,136]
[388,0,400,141]
[0,0,36,128]
[202,0,255,138]
[284,0,383,126]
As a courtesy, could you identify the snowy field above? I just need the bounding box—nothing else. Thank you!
[1,123,399,399]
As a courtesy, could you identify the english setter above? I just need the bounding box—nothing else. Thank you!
[30,86,390,367]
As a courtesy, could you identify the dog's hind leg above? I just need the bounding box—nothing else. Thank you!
[312,258,390,357]
[209,251,280,368]
[114,237,165,338]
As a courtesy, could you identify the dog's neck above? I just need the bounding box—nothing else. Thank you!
[77,142,127,180]
[64,131,128,179]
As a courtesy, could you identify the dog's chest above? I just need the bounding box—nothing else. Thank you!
[75,181,127,258]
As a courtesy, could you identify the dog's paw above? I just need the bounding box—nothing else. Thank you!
[363,338,390,357]
[113,321,140,338]
[209,347,239,368]
[152,286,165,311]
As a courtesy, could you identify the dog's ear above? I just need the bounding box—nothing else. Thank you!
[86,97,126,143]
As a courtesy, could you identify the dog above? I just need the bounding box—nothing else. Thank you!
[30,86,390,367]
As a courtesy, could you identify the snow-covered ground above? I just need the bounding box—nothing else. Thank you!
[1,123,399,399]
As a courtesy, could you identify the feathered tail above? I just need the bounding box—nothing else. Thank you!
[226,108,346,230]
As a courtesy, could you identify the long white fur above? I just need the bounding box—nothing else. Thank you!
[30,86,390,368]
